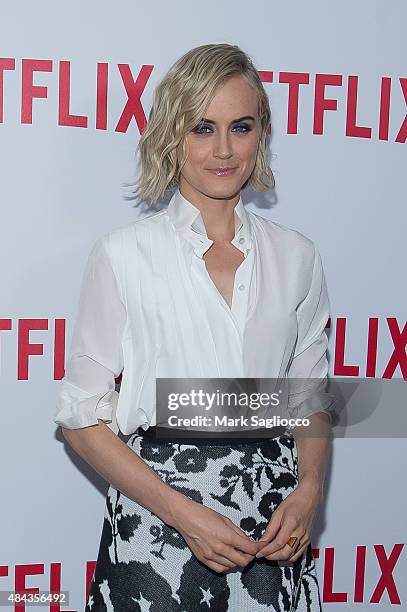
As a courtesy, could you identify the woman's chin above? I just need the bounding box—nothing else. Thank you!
[201,181,243,199]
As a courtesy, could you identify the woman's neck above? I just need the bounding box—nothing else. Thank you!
[178,184,240,242]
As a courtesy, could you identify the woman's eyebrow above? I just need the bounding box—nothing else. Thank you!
[201,115,256,124]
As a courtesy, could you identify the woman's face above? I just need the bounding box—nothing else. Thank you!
[177,74,262,204]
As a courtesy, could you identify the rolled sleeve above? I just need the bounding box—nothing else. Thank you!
[286,242,336,426]
[54,237,126,434]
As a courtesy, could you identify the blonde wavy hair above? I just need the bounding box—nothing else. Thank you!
[128,43,275,206]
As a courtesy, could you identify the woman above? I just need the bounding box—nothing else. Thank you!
[54,43,334,611]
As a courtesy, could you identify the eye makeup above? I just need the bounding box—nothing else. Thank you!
[191,122,253,134]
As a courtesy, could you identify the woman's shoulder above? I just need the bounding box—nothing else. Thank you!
[110,208,167,236]
[98,208,168,253]
[248,209,316,260]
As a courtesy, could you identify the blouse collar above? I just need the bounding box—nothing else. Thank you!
[166,187,252,259]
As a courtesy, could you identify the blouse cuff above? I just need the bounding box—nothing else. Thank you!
[285,382,337,435]
[54,380,119,434]
[288,391,336,423]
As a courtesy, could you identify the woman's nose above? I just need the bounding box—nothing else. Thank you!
[213,132,233,159]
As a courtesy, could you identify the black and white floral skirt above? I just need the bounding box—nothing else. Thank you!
[85,431,323,611]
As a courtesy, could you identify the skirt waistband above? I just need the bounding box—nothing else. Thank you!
[138,425,288,446]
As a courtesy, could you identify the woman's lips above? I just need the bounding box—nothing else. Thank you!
[207,168,237,176]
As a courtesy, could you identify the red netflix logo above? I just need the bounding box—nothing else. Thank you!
[1,316,406,380]
[0,59,406,142]
[0,544,405,609]
[313,544,405,605]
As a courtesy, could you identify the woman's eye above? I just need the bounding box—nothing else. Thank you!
[192,123,252,135]
[192,124,212,134]
[233,124,251,133]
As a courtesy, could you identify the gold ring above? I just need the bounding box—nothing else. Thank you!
[287,536,298,548]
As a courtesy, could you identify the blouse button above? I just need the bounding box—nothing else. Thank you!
[238,237,245,244]
[238,284,245,291]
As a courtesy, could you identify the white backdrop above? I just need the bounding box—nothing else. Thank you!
[1,1,405,610]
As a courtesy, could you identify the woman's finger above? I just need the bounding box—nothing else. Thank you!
[256,515,302,559]
[289,541,310,562]
[265,535,308,562]
[227,529,260,556]
[258,513,282,544]
[210,553,237,569]
[257,527,301,559]
[219,546,255,568]
[263,543,295,561]
[281,539,303,562]
[205,560,229,573]
[285,534,303,558]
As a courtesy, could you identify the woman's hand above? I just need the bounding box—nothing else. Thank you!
[169,495,261,573]
[255,477,323,563]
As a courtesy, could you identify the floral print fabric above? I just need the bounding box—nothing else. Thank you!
[85,434,322,611]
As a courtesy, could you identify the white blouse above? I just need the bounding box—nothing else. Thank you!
[54,187,334,436]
